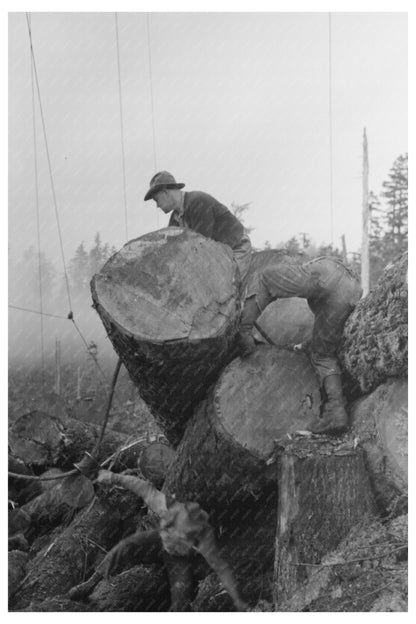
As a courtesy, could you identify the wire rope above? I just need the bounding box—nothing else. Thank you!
[114,13,129,242]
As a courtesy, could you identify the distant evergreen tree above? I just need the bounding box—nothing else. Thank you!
[381,153,408,253]
[368,153,408,287]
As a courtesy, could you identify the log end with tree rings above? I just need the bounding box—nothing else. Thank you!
[214,346,321,458]
[139,441,176,489]
[91,227,240,344]
[253,298,314,347]
[91,228,241,445]
[164,345,321,512]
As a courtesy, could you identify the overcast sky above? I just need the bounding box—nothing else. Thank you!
[8,10,407,269]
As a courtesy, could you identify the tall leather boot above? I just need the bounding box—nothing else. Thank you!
[310,374,348,435]
[237,296,262,357]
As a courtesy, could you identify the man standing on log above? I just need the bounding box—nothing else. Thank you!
[144,171,252,281]
[237,257,363,435]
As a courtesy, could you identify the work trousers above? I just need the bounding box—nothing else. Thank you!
[255,257,362,382]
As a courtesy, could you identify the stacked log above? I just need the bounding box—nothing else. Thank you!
[9,232,408,612]
[91,228,241,445]
[339,251,408,394]
[164,346,320,513]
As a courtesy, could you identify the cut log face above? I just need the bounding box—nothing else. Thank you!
[215,347,320,457]
[92,228,238,343]
[8,411,126,470]
[139,442,176,488]
[91,228,241,444]
[253,298,314,346]
[350,378,408,513]
[165,346,321,510]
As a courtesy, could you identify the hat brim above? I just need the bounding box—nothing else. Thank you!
[144,182,185,201]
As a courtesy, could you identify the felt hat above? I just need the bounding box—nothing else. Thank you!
[144,171,185,201]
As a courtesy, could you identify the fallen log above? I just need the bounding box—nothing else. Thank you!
[91,227,241,445]
[10,487,142,610]
[273,436,376,607]
[164,345,321,513]
[350,378,408,514]
[86,564,170,612]
[339,251,408,395]
[8,411,126,471]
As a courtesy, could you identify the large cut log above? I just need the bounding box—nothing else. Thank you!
[253,298,314,346]
[10,488,142,610]
[91,227,241,445]
[139,441,176,488]
[164,345,321,513]
[8,411,126,471]
[273,436,376,608]
[350,378,408,514]
[339,251,407,395]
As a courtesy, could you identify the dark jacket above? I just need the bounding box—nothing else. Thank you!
[168,191,244,249]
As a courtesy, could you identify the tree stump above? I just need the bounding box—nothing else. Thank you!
[350,378,408,514]
[91,227,240,445]
[273,436,376,607]
[165,345,321,513]
[339,251,408,395]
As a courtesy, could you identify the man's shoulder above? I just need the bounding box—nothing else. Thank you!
[186,190,218,205]
[185,190,228,212]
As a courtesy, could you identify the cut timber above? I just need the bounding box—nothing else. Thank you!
[139,441,176,488]
[273,436,376,607]
[91,227,240,445]
[339,251,407,394]
[350,378,408,514]
[164,345,321,512]
[8,411,126,470]
[253,298,314,346]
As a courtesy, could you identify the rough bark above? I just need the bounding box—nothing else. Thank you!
[273,436,376,607]
[350,378,408,514]
[91,227,241,445]
[339,251,408,395]
[164,345,320,513]
[86,564,170,611]
[10,488,142,610]
[277,514,407,612]
[8,411,126,470]
[8,551,29,603]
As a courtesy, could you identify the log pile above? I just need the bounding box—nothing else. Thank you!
[8,231,407,612]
